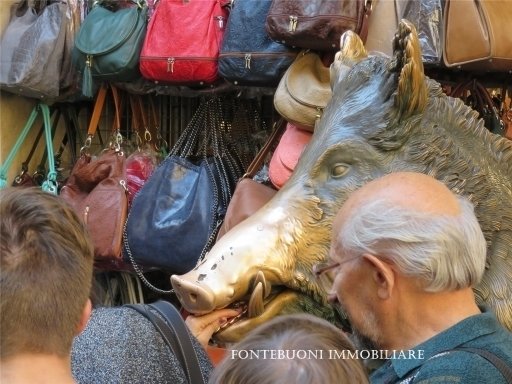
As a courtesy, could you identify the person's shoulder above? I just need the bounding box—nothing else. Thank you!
[414,348,509,384]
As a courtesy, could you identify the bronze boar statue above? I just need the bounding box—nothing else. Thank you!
[172,20,512,342]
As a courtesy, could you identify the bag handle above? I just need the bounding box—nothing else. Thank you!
[12,117,45,185]
[126,301,207,384]
[0,103,57,194]
[244,118,287,179]
[33,109,62,185]
[359,0,373,44]
[148,95,168,156]
[129,94,144,150]
[81,83,123,155]
[0,105,42,189]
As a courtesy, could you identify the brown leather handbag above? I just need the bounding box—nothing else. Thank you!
[273,51,332,132]
[216,120,286,240]
[265,0,372,51]
[443,0,512,72]
[60,84,129,270]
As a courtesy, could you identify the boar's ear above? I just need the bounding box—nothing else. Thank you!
[391,19,428,119]
[330,30,368,90]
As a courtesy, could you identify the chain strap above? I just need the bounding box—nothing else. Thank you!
[122,215,175,295]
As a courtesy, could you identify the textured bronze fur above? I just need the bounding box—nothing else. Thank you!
[172,21,512,342]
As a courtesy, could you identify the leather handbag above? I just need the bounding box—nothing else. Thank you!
[0,0,69,100]
[450,79,505,137]
[443,0,512,72]
[124,97,245,291]
[72,0,148,97]
[273,50,332,132]
[218,0,298,86]
[269,122,312,189]
[0,103,58,195]
[265,0,372,51]
[139,0,229,85]
[216,120,286,240]
[60,84,129,270]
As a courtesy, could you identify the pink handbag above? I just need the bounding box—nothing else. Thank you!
[269,123,312,189]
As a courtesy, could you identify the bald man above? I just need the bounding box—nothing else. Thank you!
[322,172,512,383]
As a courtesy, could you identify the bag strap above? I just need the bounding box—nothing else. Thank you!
[0,105,41,189]
[33,108,62,184]
[126,301,207,384]
[40,104,58,194]
[453,347,512,383]
[0,103,56,193]
[359,0,373,44]
[244,118,287,178]
[81,83,122,155]
[412,347,512,383]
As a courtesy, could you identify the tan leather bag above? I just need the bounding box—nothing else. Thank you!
[443,0,512,71]
[274,51,332,132]
[216,120,286,240]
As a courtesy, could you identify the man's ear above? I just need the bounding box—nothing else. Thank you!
[362,254,395,299]
[76,298,92,334]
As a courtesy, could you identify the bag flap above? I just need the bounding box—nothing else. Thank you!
[75,5,143,55]
[285,52,331,108]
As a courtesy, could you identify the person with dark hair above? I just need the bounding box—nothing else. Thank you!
[0,187,94,384]
[318,172,512,383]
[209,313,370,384]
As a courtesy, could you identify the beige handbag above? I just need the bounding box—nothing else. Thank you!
[273,51,332,132]
[443,0,512,71]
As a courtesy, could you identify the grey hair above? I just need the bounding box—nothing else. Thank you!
[337,195,487,292]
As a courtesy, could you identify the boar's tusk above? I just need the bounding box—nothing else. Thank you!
[248,282,265,318]
[254,270,272,299]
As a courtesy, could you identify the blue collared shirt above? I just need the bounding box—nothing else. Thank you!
[370,309,512,383]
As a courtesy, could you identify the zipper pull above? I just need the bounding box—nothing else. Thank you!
[245,53,251,69]
[167,57,175,73]
[84,206,89,225]
[289,16,297,32]
[119,180,128,194]
[85,54,93,68]
[216,16,224,29]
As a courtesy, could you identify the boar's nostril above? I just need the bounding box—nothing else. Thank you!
[170,275,215,313]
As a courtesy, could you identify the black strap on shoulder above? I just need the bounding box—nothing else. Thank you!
[126,301,206,384]
[454,347,512,383]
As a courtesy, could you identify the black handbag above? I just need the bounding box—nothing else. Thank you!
[218,0,298,86]
[124,97,244,292]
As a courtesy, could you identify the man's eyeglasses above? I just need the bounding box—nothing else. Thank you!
[312,255,360,294]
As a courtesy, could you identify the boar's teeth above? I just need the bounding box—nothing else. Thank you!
[254,270,271,299]
[248,282,264,318]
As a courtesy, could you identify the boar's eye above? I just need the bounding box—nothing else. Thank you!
[331,163,349,178]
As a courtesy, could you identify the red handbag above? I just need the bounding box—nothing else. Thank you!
[125,96,157,205]
[140,0,229,84]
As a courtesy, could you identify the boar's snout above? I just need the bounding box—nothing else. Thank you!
[171,275,215,314]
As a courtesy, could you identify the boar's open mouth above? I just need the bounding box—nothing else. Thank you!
[212,271,299,342]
